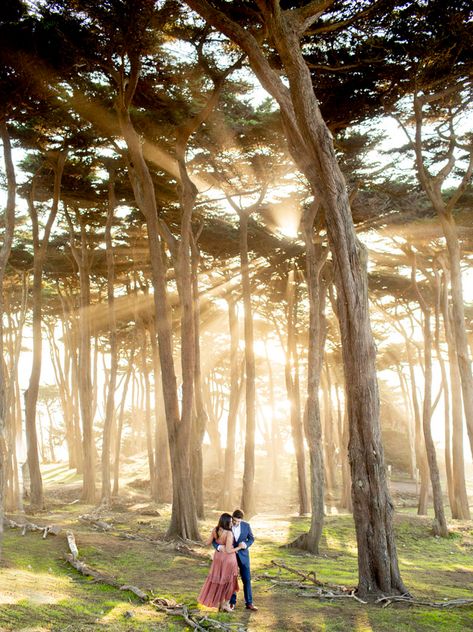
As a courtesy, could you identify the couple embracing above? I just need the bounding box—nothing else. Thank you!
[198,509,258,613]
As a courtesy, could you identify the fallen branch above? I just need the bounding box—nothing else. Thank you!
[270,560,320,585]
[4,517,60,538]
[66,530,79,560]
[376,595,473,609]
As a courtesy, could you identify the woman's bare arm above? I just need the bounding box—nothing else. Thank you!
[206,528,217,546]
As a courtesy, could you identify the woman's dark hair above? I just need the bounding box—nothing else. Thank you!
[216,512,232,538]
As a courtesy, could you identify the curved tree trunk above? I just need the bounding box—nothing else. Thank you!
[184,0,408,596]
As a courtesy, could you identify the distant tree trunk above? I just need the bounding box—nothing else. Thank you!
[441,269,470,519]
[25,150,67,509]
[434,271,455,516]
[117,84,199,539]
[413,93,473,462]
[4,272,28,511]
[190,235,207,519]
[139,324,156,496]
[101,169,118,505]
[0,119,17,554]
[404,337,429,515]
[285,263,309,515]
[321,368,336,500]
[221,296,242,508]
[395,365,417,479]
[149,323,171,502]
[112,344,135,497]
[290,205,326,553]
[47,321,76,469]
[65,206,96,503]
[412,258,448,536]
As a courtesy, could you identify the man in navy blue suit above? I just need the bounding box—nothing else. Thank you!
[213,509,258,611]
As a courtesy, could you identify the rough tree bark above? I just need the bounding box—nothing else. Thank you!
[183,0,408,594]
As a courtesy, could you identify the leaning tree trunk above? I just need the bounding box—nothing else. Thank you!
[25,150,67,509]
[184,0,408,596]
[112,342,135,496]
[0,119,17,557]
[117,83,199,539]
[285,263,309,515]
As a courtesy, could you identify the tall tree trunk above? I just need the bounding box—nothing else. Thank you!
[190,236,207,519]
[413,93,473,461]
[285,263,309,515]
[117,90,199,539]
[66,207,95,503]
[0,119,17,556]
[412,258,448,536]
[101,169,118,505]
[290,205,326,552]
[434,271,455,516]
[25,150,67,509]
[184,0,408,595]
[239,211,257,517]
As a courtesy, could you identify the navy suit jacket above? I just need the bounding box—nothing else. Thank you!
[212,521,254,568]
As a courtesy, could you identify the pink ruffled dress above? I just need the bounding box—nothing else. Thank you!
[198,530,239,608]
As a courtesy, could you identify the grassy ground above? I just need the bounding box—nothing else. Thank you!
[1,464,473,631]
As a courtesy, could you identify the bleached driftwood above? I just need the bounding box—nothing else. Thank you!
[4,517,60,538]
[66,530,79,560]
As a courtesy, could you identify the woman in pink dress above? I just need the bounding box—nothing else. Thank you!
[198,513,243,612]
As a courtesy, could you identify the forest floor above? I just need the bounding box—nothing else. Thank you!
[1,461,473,631]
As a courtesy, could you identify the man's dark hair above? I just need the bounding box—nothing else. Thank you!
[232,509,244,519]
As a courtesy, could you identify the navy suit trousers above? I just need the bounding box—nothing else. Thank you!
[230,554,252,606]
